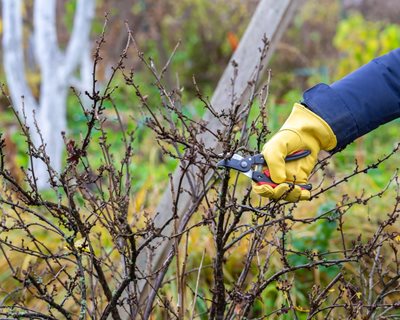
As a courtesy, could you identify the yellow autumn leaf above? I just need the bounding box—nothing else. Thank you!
[21,255,37,275]
[394,235,400,243]
[294,305,310,313]
[134,179,152,212]
[74,238,89,252]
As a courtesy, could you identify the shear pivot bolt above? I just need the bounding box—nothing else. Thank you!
[240,161,247,168]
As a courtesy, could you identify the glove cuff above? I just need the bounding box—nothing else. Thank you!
[282,103,337,151]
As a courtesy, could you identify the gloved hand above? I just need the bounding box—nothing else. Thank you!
[252,103,337,202]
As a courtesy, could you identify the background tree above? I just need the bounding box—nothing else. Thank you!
[2,0,95,188]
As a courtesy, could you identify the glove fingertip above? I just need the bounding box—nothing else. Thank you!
[299,189,311,201]
[271,183,290,200]
[252,183,274,198]
[284,186,311,202]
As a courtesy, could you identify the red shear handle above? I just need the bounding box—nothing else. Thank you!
[254,169,312,191]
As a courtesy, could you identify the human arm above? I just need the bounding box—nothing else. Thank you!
[304,48,400,151]
[253,49,400,201]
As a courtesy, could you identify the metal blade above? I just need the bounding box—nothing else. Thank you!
[239,169,253,179]
[231,154,244,161]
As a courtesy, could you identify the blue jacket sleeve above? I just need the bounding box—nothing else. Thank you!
[302,49,400,152]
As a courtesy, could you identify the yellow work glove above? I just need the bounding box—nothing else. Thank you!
[252,103,337,202]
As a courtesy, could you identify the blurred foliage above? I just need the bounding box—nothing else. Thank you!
[269,0,341,95]
[334,11,400,78]
[159,0,253,91]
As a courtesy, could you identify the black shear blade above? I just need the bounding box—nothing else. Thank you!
[217,154,264,173]
[217,154,254,178]
[217,154,248,172]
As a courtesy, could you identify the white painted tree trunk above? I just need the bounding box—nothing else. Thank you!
[2,0,95,189]
[2,0,38,128]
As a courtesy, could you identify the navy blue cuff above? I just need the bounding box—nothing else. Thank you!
[302,49,400,152]
[302,83,358,152]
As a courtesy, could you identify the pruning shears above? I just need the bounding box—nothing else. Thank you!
[217,150,312,191]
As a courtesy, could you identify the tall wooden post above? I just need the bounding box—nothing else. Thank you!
[131,0,302,317]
